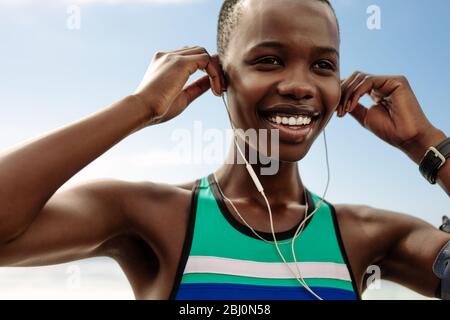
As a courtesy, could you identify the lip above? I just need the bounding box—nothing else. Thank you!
[260,114,318,144]
[258,103,320,144]
[259,103,321,118]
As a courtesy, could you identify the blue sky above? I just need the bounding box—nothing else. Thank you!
[0,0,448,299]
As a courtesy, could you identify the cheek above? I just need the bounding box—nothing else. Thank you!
[314,79,340,130]
[231,70,271,104]
[321,79,341,115]
[227,67,274,125]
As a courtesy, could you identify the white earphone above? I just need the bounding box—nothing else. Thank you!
[219,91,331,300]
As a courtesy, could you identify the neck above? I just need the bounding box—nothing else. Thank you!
[214,142,307,212]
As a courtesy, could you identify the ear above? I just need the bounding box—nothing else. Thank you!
[219,63,228,92]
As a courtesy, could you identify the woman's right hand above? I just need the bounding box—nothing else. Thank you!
[133,46,226,126]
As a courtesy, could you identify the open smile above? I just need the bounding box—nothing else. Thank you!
[258,111,319,144]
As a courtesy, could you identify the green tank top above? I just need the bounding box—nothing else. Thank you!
[170,173,359,300]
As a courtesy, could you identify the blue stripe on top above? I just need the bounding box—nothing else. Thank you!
[176,283,357,300]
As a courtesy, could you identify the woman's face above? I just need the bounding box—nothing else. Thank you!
[222,0,340,162]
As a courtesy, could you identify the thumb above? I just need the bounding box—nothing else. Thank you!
[349,103,368,128]
[159,76,211,123]
[175,75,211,109]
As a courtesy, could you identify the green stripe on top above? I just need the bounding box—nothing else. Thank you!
[190,176,344,263]
[181,273,354,291]
[179,174,356,293]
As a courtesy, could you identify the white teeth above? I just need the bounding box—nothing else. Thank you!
[267,114,313,126]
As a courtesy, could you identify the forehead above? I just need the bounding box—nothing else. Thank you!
[229,0,339,57]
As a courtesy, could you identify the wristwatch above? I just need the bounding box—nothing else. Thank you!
[419,137,450,184]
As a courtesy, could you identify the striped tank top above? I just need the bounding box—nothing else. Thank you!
[169,174,360,300]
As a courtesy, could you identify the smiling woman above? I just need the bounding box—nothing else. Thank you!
[0,0,449,302]
[218,0,341,160]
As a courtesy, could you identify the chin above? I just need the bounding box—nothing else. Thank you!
[252,141,312,164]
[278,144,312,163]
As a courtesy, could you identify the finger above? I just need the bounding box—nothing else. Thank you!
[175,46,210,56]
[345,74,371,112]
[340,75,354,89]
[335,78,349,117]
[338,77,352,117]
[369,89,385,104]
[173,47,225,93]
[173,76,211,111]
[182,53,222,96]
[162,45,198,55]
[341,72,367,115]
[172,45,193,52]
[339,72,363,117]
[182,75,211,104]
[347,76,390,113]
[337,79,349,117]
[348,103,368,128]
[209,54,226,94]
[346,76,375,113]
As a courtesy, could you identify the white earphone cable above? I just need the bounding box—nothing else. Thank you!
[219,93,331,300]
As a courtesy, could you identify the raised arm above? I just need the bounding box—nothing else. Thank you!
[336,72,449,299]
[0,46,225,267]
[0,95,148,245]
[338,72,449,196]
[354,205,450,298]
[0,178,135,266]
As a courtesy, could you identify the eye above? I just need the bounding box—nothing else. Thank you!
[313,60,335,71]
[255,56,283,66]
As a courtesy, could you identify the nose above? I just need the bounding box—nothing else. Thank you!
[277,68,316,102]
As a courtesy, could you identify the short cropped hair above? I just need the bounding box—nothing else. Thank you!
[217,0,339,60]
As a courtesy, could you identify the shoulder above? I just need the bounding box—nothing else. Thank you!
[329,203,414,291]
[332,203,416,255]
[118,178,199,247]
[333,203,434,244]
[331,203,385,257]
[331,203,380,244]
[71,177,198,231]
[332,202,440,272]
[116,179,197,221]
[68,178,192,206]
[92,177,199,257]
[333,203,450,298]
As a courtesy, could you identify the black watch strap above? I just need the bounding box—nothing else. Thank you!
[419,137,450,184]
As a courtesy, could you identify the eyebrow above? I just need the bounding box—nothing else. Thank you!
[247,40,340,58]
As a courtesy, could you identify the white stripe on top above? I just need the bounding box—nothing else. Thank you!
[184,256,352,282]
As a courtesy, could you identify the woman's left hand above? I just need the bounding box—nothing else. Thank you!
[338,72,446,163]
